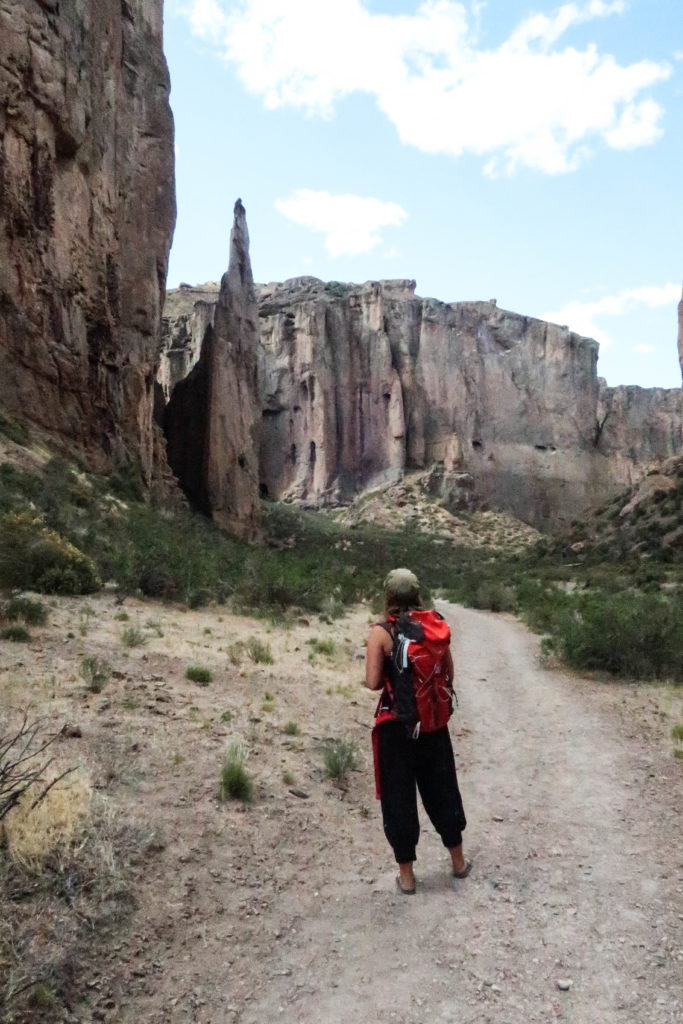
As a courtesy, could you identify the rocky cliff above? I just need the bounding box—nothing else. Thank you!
[161,277,683,532]
[678,285,683,383]
[0,0,175,481]
[164,201,261,540]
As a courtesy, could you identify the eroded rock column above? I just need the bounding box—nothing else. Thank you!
[165,201,261,539]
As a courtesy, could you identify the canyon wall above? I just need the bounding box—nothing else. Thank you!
[162,277,683,532]
[0,0,176,481]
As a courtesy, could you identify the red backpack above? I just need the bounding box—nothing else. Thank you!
[376,609,454,737]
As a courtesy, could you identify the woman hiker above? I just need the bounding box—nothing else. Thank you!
[365,568,470,894]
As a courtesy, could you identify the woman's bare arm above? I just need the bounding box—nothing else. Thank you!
[365,625,391,691]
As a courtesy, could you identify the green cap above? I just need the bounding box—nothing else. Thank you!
[384,567,420,600]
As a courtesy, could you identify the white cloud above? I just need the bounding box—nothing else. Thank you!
[604,98,664,149]
[181,0,671,175]
[543,282,681,347]
[186,0,229,38]
[274,190,407,257]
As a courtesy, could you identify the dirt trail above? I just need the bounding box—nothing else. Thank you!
[113,601,681,1024]
[4,593,679,1022]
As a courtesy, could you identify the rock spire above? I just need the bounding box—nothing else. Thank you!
[164,201,261,539]
[678,285,683,384]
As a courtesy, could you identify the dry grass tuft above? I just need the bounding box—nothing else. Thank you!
[3,762,92,865]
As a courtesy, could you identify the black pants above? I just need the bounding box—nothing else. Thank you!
[377,721,466,864]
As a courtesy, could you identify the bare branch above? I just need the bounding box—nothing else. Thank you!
[28,765,77,811]
[0,711,74,823]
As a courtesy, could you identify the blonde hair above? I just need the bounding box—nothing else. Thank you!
[384,590,422,619]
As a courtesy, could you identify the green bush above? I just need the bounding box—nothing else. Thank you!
[186,664,212,685]
[246,637,273,664]
[121,626,147,648]
[0,409,28,445]
[283,722,300,736]
[80,655,112,693]
[227,641,246,666]
[516,578,570,634]
[219,743,253,802]
[0,463,42,513]
[468,579,517,613]
[0,512,100,594]
[321,738,358,786]
[1,625,31,643]
[548,592,683,680]
[4,596,48,626]
[307,637,335,657]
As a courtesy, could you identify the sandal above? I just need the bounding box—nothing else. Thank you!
[396,876,416,895]
[452,858,472,879]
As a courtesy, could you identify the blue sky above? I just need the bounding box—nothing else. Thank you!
[164,1,682,388]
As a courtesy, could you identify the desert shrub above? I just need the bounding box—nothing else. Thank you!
[78,602,96,635]
[80,655,112,693]
[516,578,570,634]
[138,562,179,600]
[319,596,346,621]
[1,625,31,643]
[227,641,246,665]
[308,637,335,657]
[96,501,247,605]
[246,637,273,664]
[283,722,300,736]
[4,596,47,626]
[235,551,321,611]
[108,460,145,503]
[548,592,683,680]
[186,664,212,685]
[468,579,517,613]
[120,626,146,648]
[0,464,43,514]
[219,743,253,802]
[0,512,100,595]
[671,723,683,743]
[0,409,28,446]
[320,738,358,786]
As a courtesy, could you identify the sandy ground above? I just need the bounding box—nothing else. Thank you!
[1,595,681,1023]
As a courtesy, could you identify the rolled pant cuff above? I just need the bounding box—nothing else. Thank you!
[394,849,417,864]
